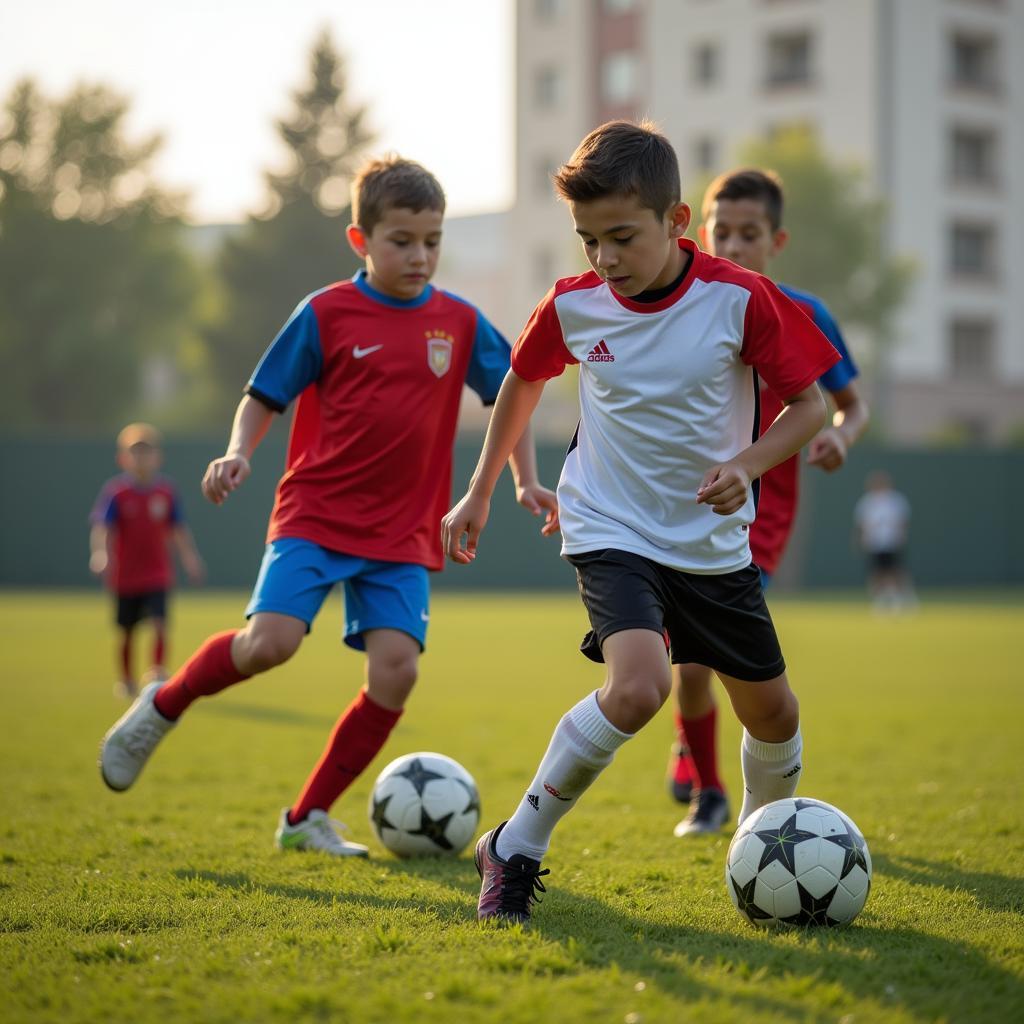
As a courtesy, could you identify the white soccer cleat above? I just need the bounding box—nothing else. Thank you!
[275,809,369,857]
[99,681,176,791]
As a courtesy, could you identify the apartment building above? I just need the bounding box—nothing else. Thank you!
[511,0,1024,442]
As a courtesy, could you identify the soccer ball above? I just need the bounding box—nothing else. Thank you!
[368,752,481,857]
[725,797,872,927]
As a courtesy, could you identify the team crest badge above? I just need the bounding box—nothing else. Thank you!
[425,330,454,378]
[148,494,169,521]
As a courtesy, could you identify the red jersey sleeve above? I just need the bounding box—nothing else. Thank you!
[740,277,840,399]
[511,287,577,381]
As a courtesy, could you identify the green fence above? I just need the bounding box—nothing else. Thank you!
[1,436,1021,590]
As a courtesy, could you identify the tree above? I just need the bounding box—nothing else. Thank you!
[0,79,202,431]
[204,29,373,415]
[687,127,914,361]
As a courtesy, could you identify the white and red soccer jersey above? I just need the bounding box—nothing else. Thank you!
[90,475,182,594]
[246,271,510,570]
[511,239,840,574]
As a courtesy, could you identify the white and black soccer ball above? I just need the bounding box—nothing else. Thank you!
[368,752,480,857]
[725,797,872,927]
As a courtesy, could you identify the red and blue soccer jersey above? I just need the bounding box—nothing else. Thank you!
[750,284,859,575]
[91,475,182,594]
[246,270,511,571]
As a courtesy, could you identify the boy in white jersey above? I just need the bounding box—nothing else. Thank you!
[441,121,840,924]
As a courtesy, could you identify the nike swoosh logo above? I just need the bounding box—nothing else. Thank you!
[353,345,383,359]
[420,611,430,622]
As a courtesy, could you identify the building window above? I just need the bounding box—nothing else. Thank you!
[693,136,718,173]
[949,222,996,278]
[534,0,562,20]
[949,126,998,186]
[949,32,1000,92]
[693,42,719,86]
[534,66,561,109]
[603,0,637,12]
[949,318,995,379]
[765,31,813,88]
[601,51,639,105]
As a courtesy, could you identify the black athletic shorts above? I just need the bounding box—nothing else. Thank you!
[869,550,903,571]
[567,549,785,682]
[116,590,167,629]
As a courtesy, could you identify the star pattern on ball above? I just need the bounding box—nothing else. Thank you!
[729,873,773,924]
[396,757,446,796]
[754,812,818,874]
[455,778,480,817]
[781,880,842,927]
[408,808,455,850]
[823,817,870,879]
[370,792,397,832]
[792,798,822,812]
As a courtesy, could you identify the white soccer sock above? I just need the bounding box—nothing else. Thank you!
[496,691,632,863]
[737,727,803,825]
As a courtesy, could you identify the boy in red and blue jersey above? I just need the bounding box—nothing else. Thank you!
[99,157,558,856]
[90,423,205,698]
[668,168,869,836]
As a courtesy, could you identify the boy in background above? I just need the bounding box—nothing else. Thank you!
[99,157,557,856]
[667,169,869,837]
[854,470,914,611]
[90,423,205,698]
[442,122,839,923]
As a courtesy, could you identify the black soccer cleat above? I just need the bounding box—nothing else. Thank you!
[475,821,550,924]
[673,787,731,837]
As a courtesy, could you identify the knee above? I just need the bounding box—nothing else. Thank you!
[747,689,799,738]
[368,651,419,702]
[603,669,670,732]
[240,630,302,673]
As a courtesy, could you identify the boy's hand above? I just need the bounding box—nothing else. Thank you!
[202,454,251,505]
[515,483,560,537]
[806,426,847,473]
[696,462,751,516]
[441,493,491,564]
[89,550,108,576]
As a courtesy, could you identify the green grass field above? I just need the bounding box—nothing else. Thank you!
[1,589,1022,1024]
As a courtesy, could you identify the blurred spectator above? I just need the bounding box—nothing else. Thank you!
[853,471,915,612]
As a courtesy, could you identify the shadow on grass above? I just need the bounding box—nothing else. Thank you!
[873,852,1024,915]
[198,702,335,730]
[172,859,481,919]
[171,858,1024,1021]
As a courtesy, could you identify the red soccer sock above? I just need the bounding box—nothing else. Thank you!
[672,712,697,785]
[289,689,403,824]
[152,631,249,720]
[682,705,725,793]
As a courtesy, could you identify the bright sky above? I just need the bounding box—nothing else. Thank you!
[1,0,515,224]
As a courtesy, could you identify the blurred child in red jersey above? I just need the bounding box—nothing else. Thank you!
[90,423,205,698]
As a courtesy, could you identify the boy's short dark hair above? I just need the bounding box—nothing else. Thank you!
[351,156,446,234]
[553,120,681,218]
[702,168,785,232]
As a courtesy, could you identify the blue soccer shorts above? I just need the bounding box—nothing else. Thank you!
[245,537,430,651]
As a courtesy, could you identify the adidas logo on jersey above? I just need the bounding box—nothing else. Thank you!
[587,340,614,362]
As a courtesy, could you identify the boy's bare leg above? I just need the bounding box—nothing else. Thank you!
[716,670,801,825]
